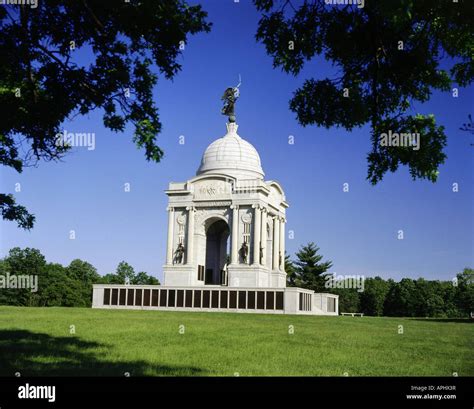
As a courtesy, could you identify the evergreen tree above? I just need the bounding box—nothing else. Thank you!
[293,242,332,292]
[284,252,296,287]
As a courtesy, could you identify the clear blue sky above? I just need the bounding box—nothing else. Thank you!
[0,1,473,282]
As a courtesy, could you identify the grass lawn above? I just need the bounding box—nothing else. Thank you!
[0,306,472,376]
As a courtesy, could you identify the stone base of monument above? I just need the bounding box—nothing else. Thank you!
[163,265,200,287]
[92,284,339,316]
[226,264,287,288]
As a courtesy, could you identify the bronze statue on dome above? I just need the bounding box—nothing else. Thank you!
[221,75,241,123]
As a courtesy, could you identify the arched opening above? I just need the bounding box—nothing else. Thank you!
[205,219,230,285]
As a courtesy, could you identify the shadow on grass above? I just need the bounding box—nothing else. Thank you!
[408,318,473,324]
[0,329,204,376]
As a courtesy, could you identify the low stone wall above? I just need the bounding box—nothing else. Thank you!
[92,284,338,316]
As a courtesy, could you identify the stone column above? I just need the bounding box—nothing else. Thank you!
[231,205,239,264]
[260,207,267,267]
[279,217,285,270]
[252,204,261,265]
[166,206,174,265]
[272,216,280,271]
[186,206,195,265]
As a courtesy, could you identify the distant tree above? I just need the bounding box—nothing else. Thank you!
[456,268,474,316]
[4,247,46,274]
[66,259,100,284]
[99,273,118,285]
[133,271,160,285]
[331,288,360,313]
[384,278,417,317]
[0,259,15,305]
[293,242,332,292]
[284,252,296,287]
[116,261,136,284]
[414,278,446,317]
[360,277,389,316]
[66,259,101,306]
[1,247,47,306]
[254,0,473,184]
[38,263,87,307]
[440,280,460,318]
[100,261,135,284]
[0,1,211,229]
[99,261,160,285]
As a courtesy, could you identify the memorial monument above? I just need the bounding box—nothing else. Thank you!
[92,84,338,315]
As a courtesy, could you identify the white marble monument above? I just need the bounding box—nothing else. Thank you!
[163,121,287,290]
[92,87,338,315]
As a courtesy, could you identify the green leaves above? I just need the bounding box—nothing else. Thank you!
[290,79,369,129]
[100,261,160,285]
[255,0,473,184]
[0,194,35,230]
[367,114,447,184]
[0,0,210,228]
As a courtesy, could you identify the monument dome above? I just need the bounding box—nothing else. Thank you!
[196,122,264,180]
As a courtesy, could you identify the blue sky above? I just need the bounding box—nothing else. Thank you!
[0,0,473,282]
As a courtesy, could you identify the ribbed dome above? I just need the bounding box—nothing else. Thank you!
[197,123,264,179]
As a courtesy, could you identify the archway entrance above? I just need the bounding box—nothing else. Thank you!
[205,219,230,285]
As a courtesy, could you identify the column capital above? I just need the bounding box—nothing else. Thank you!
[186,206,195,212]
[166,206,174,212]
[230,204,239,210]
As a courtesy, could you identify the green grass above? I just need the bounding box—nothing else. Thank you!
[0,306,472,376]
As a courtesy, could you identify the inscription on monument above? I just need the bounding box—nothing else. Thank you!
[195,201,232,207]
[193,180,232,201]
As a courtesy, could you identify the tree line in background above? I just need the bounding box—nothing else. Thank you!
[286,242,473,318]
[0,247,159,307]
[0,245,472,318]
